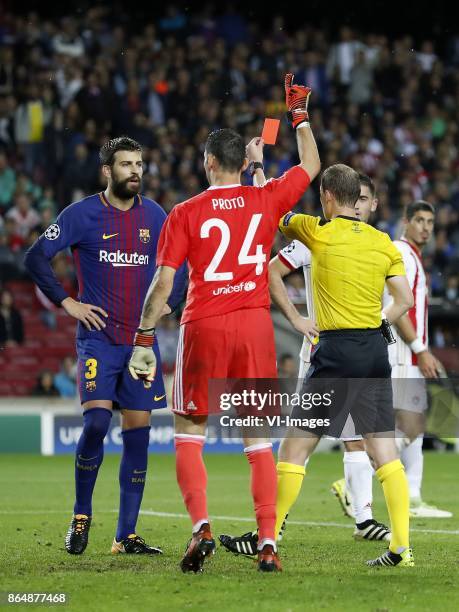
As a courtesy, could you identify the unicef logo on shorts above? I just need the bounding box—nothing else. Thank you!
[45,224,60,240]
[244,281,256,292]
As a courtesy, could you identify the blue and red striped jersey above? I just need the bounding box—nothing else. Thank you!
[25,192,187,345]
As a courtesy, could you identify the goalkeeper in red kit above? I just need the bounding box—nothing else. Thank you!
[128,75,320,573]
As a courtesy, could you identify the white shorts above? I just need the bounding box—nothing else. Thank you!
[391,364,427,414]
[297,359,363,442]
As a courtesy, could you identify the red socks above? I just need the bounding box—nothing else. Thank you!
[175,434,208,532]
[175,436,277,545]
[245,443,277,547]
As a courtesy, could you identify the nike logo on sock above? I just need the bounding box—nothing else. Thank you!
[78,454,98,461]
[133,469,147,474]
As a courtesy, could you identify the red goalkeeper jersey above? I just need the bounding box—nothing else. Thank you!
[157,165,310,324]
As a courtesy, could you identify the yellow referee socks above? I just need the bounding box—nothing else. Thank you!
[275,462,306,539]
[376,459,410,553]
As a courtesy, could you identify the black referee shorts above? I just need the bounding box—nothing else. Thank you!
[291,328,394,437]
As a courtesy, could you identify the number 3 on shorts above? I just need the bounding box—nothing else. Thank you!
[85,358,98,380]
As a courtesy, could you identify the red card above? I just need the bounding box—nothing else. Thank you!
[262,118,280,145]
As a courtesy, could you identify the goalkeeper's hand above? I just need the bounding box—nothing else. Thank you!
[129,332,157,389]
[284,73,311,129]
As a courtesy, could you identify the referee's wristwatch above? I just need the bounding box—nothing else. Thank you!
[380,314,396,345]
[250,161,264,176]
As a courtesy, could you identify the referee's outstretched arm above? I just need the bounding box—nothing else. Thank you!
[384,275,414,323]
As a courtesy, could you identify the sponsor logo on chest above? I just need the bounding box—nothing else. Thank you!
[99,250,149,267]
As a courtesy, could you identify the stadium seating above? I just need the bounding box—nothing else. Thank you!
[3,280,75,396]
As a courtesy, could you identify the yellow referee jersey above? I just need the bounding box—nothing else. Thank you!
[279,213,406,330]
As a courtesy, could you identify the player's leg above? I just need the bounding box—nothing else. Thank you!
[219,433,318,560]
[346,335,412,567]
[111,342,167,554]
[73,402,113,516]
[175,413,215,572]
[66,340,116,554]
[395,372,452,518]
[276,433,319,537]
[221,317,326,561]
[175,413,209,534]
[229,308,283,571]
[242,435,277,547]
[396,408,424,501]
[66,401,113,554]
[269,356,313,539]
[364,436,413,567]
[341,439,391,541]
[343,440,369,521]
[172,319,225,572]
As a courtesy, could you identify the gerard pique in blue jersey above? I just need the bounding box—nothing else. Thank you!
[25,191,187,345]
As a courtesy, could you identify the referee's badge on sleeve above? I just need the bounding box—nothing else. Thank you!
[283,212,296,226]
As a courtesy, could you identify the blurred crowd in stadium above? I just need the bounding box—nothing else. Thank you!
[1,6,459,394]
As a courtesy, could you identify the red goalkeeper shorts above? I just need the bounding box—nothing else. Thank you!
[172,307,277,416]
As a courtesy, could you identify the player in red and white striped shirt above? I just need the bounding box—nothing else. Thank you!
[384,200,452,518]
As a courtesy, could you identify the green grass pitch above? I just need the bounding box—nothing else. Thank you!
[1,452,458,611]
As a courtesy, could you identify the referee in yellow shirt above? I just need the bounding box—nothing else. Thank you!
[276,163,415,568]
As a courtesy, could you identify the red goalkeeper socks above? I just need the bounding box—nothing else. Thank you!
[245,443,277,547]
[175,434,208,532]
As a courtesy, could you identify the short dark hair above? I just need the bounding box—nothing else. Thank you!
[405,200,435,221]
[358,173,376,197]
[320,164,361,206]
[99,136,142,166]
[205,128,246,172]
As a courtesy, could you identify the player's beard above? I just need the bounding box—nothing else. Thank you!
[111,173,141,200]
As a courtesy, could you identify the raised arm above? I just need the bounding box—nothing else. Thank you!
[285,73,321,181]
[246,137,267,187]
[296,124,321,181]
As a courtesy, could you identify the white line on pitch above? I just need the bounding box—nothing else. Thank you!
[1,508,457,535]
[140,510,459,535]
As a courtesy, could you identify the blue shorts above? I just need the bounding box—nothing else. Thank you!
[76,338,167,411]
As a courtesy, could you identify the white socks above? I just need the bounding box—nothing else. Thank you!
[343,451,374,524]
[400,436,423,501]
[258,538,277,552]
